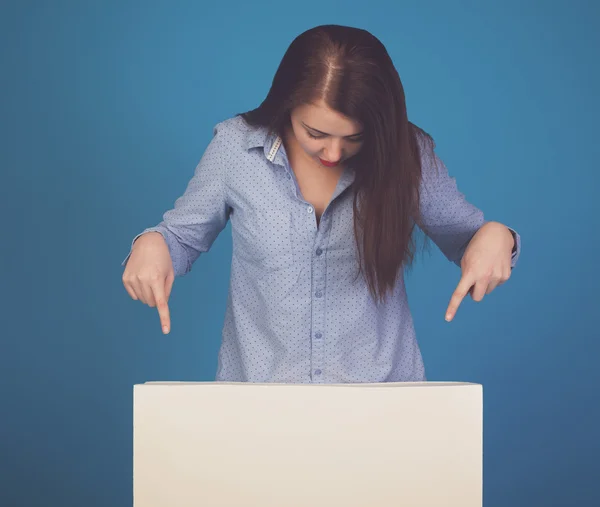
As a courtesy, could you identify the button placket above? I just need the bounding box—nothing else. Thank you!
[310,222,329,383]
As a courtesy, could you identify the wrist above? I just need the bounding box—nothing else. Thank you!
[134,231,164,248]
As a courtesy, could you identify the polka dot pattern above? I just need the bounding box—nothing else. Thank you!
[123,115,521,383]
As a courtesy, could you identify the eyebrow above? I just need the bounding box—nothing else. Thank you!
[302,122,363,138]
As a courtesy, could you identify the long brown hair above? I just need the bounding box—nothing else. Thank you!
[240,24,432,304]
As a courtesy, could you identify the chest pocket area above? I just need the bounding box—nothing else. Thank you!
[232,206,296,274]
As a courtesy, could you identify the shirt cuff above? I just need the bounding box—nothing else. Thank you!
[507,227,521,268]
[121,226,190,276]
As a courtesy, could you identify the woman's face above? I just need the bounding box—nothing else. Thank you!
[288,99,364,169]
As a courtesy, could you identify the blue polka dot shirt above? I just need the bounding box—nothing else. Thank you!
[123,115,521,383]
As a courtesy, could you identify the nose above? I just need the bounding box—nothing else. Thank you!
[323,138,343,162]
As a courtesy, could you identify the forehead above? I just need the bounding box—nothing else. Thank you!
[293,100,362,136]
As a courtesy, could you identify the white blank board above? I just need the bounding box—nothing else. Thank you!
[133,381,482,507]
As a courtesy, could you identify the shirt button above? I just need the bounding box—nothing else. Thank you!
[316,248,323,256]
[314,369,322,375]
[315,332,322,339]
[307,206,314,213]
[315,291,322,298]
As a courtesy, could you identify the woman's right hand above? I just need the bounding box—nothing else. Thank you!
[122,232,175,334]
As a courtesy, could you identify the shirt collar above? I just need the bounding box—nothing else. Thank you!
[245,124,285,165]
[245,124,269,150]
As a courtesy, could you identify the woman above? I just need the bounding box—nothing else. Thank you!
[122,25,520,383]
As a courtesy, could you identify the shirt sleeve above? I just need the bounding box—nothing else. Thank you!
[416,132,521,268]
[121,123,231,276]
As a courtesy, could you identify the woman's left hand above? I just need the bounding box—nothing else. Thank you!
[445,221,515,322]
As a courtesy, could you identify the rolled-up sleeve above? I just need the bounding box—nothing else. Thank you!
[416,132,521,268]
[122,124,231,276]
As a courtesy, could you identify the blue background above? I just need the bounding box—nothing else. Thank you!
[1,0,598,506]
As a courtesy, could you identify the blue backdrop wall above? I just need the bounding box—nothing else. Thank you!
[1,1,598,506]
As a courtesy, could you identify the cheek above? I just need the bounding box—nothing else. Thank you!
[291,125,320,156]
[298,138,322,156]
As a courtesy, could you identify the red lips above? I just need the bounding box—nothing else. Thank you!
[319,158,340,168]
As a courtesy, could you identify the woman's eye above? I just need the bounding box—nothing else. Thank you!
[348,137,363,144]
[307,131,362,143]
